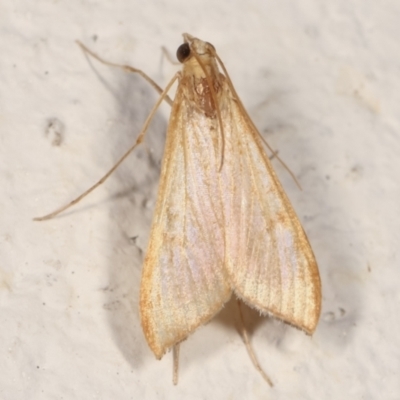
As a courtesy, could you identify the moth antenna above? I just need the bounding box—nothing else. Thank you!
[215,54,302,190]
[76,40,173,106]
[172,344,180,385]
[34,73,179,221]
[237,300,274,387]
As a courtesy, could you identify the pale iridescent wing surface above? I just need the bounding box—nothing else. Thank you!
[140,84,231,359]
[220,88,321,333]
[141,35,320,359]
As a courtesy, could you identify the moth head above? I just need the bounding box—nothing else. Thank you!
[177,33,216,63]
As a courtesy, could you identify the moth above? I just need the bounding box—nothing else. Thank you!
[36,33,321,385]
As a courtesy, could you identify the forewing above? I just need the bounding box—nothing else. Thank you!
[221,97,321,333]
[140,89,231,359]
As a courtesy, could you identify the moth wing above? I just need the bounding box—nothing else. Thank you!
[140,89,231,359]
[221,97,321,333]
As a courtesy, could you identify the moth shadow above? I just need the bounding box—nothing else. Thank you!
[85,56,169,371]
[252,90,362,350]
[216,297,268,338]
[182,296,277,374]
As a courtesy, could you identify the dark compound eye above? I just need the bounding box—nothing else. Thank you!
[176,43,191,63]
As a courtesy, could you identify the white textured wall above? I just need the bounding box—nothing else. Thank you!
[1,1,399,399]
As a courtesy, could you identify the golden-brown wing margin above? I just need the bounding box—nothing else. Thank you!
[140,85,231,359]
[220,92,321,333]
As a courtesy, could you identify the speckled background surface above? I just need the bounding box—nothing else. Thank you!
[1,1,399,399]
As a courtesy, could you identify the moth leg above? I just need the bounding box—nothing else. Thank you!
[34,72,179,221]
[269,149,279,161]
[172,344,180,385]
[236,300,273,387]
[76,41,173,106]
[259,134,301,189]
